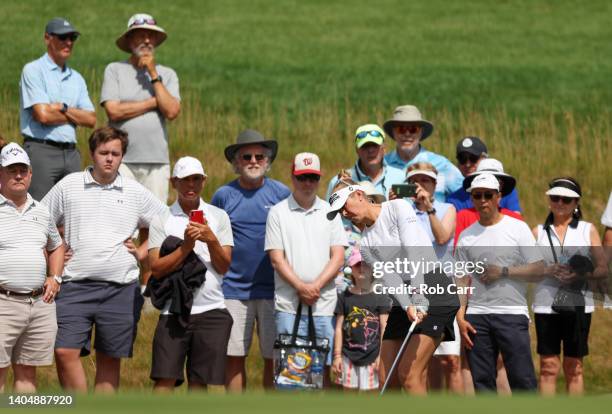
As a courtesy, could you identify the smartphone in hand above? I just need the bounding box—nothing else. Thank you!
[392,183,417,198]
[189,210,204,224]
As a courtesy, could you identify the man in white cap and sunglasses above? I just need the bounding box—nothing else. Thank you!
[19,17,96,201]
[101,13,180,203]
[326,124,404,200]
[383,105,463,201]
[455,173,544,393]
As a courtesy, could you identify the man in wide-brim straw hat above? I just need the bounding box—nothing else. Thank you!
[383,105,463,201]
[211,129,290,392]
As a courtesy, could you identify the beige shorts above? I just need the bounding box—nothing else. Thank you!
[225,299,276,359]
[0,294,57,367]
[119,163,170,203]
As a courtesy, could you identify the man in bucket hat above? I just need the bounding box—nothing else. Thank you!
[19,17,96,201]
[211,129,290,392]
[101,13,180,204]
[383,105,463,201]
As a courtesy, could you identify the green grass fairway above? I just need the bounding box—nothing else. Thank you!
[4,393,611,414]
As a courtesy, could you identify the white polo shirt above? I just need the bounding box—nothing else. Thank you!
[148,199,234,314]
[264,194,348,316]
[41,168,167,284]
[0,193,62,292]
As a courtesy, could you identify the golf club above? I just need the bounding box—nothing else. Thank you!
[379,319,417,396]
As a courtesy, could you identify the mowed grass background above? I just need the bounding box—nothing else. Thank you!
[0,0,610,394]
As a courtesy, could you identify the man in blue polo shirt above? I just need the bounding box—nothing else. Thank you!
[20,17,96,200]
[383,105,463,201]
[211,129,290,392]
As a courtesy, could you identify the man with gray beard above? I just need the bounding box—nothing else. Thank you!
[211,130,290,392]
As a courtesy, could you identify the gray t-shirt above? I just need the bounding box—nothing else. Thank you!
[100,61,180,164]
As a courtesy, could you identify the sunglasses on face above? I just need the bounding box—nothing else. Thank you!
[396,125,421,134]
[549,195,575,204]
[457,153,480,165]
[471,191,496,201]
[356,130,384,139]
[53,33,78,42]
[129,18,157,28]
[241,153,266,162]
[295,174,320,182]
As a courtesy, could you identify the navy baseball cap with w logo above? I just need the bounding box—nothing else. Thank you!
[45,17,80,36]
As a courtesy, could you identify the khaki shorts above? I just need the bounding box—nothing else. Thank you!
[0,294,57,367]
[119,163,170,203]
[225,299,275,359]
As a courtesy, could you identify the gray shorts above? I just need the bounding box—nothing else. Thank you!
[0,294,57,367]
[225,299,275,359]
[55,281,143,358]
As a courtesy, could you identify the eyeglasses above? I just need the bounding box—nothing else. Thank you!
[549,195,575,204]
[241,153,266,162]
[395,125,421,134]
[356,130,384,139]
[471,191,496,201]
[295,174,321,182]
[129,17,157,28]
[457,153,480,165]
[53,33,78,42]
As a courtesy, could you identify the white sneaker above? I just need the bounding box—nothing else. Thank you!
[603,294,612,310]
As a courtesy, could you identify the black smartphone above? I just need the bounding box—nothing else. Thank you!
[392,183,417,198]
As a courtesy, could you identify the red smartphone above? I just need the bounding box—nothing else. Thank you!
[189,210,204,224]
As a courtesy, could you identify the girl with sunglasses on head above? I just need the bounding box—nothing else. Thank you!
[531,177,608,396]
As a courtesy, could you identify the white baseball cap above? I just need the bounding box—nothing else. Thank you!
[292,152,321,176]
[1,143,30,167]
[327,184,365,220]
[467,173,500,192]
[172,156,206,179]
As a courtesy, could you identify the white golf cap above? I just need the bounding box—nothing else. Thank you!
[467,173,500,192]
[1,143,30,167]
[292,152,321,176]
[172,156,206,178]
[326,184,365,220]
[545,178,581,198]
[406,169,437,181]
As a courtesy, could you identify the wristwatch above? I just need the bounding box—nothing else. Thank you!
[150,76,163,84]
[51,275,63,284]
[426,208,436,215]
[501,266,509,278]
[60,103,68,113]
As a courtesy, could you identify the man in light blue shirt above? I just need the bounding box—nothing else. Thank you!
[19,18,96,200]
[383,105,463,201]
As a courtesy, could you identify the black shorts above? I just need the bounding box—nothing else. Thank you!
[151,309,233,386]
[383,306,458,342]
[534,312,591,358]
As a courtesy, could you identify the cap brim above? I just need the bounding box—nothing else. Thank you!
[546,187,580,198]
[224,140,278,163]
[326,209,341,221]
[116,26,167,53]
[355,137,383,149]
[463,173,515,197]
[383,120,434,141]
[293,169,321,176]
[49,28,80,35]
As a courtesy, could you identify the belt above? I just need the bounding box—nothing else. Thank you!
[0,286,44,298]
[23,136,76,150]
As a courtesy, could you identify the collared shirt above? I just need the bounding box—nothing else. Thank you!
[447,187,522,212]
[265,194,348,316]
[325,160,405,201]
[0,193,62,292]
[20,53,94,143]
[384,147,464,201]
[41,168,167,284]
[149,199,234,314]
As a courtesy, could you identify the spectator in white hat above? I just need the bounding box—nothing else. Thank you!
[0,143,64,393]
[147,156,234,392]
[265,152,347,386]
[383,105,463,201]
[455,173,544,393]
[531,177,608,395]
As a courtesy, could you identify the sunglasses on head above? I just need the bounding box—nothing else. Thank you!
[396,125,421,134]
[356,130,384,139]
[457,153,480,165]
[295,174,320,182]
[549,195,575,204]
[53,33,78,42]
[129,17,157,28]
[241,153,266,162]
[471,191,496,201]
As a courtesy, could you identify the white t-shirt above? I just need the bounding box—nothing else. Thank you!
[533,221,594,314]
[456,215,542,316]
[149,199,234,315]
[360,200,437,309]
[602,192,612,228]
[264,195,348,316]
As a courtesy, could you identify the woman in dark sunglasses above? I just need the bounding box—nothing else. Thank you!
[532,177,608,395]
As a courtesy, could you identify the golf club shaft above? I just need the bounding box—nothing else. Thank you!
[379,320,417,396]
